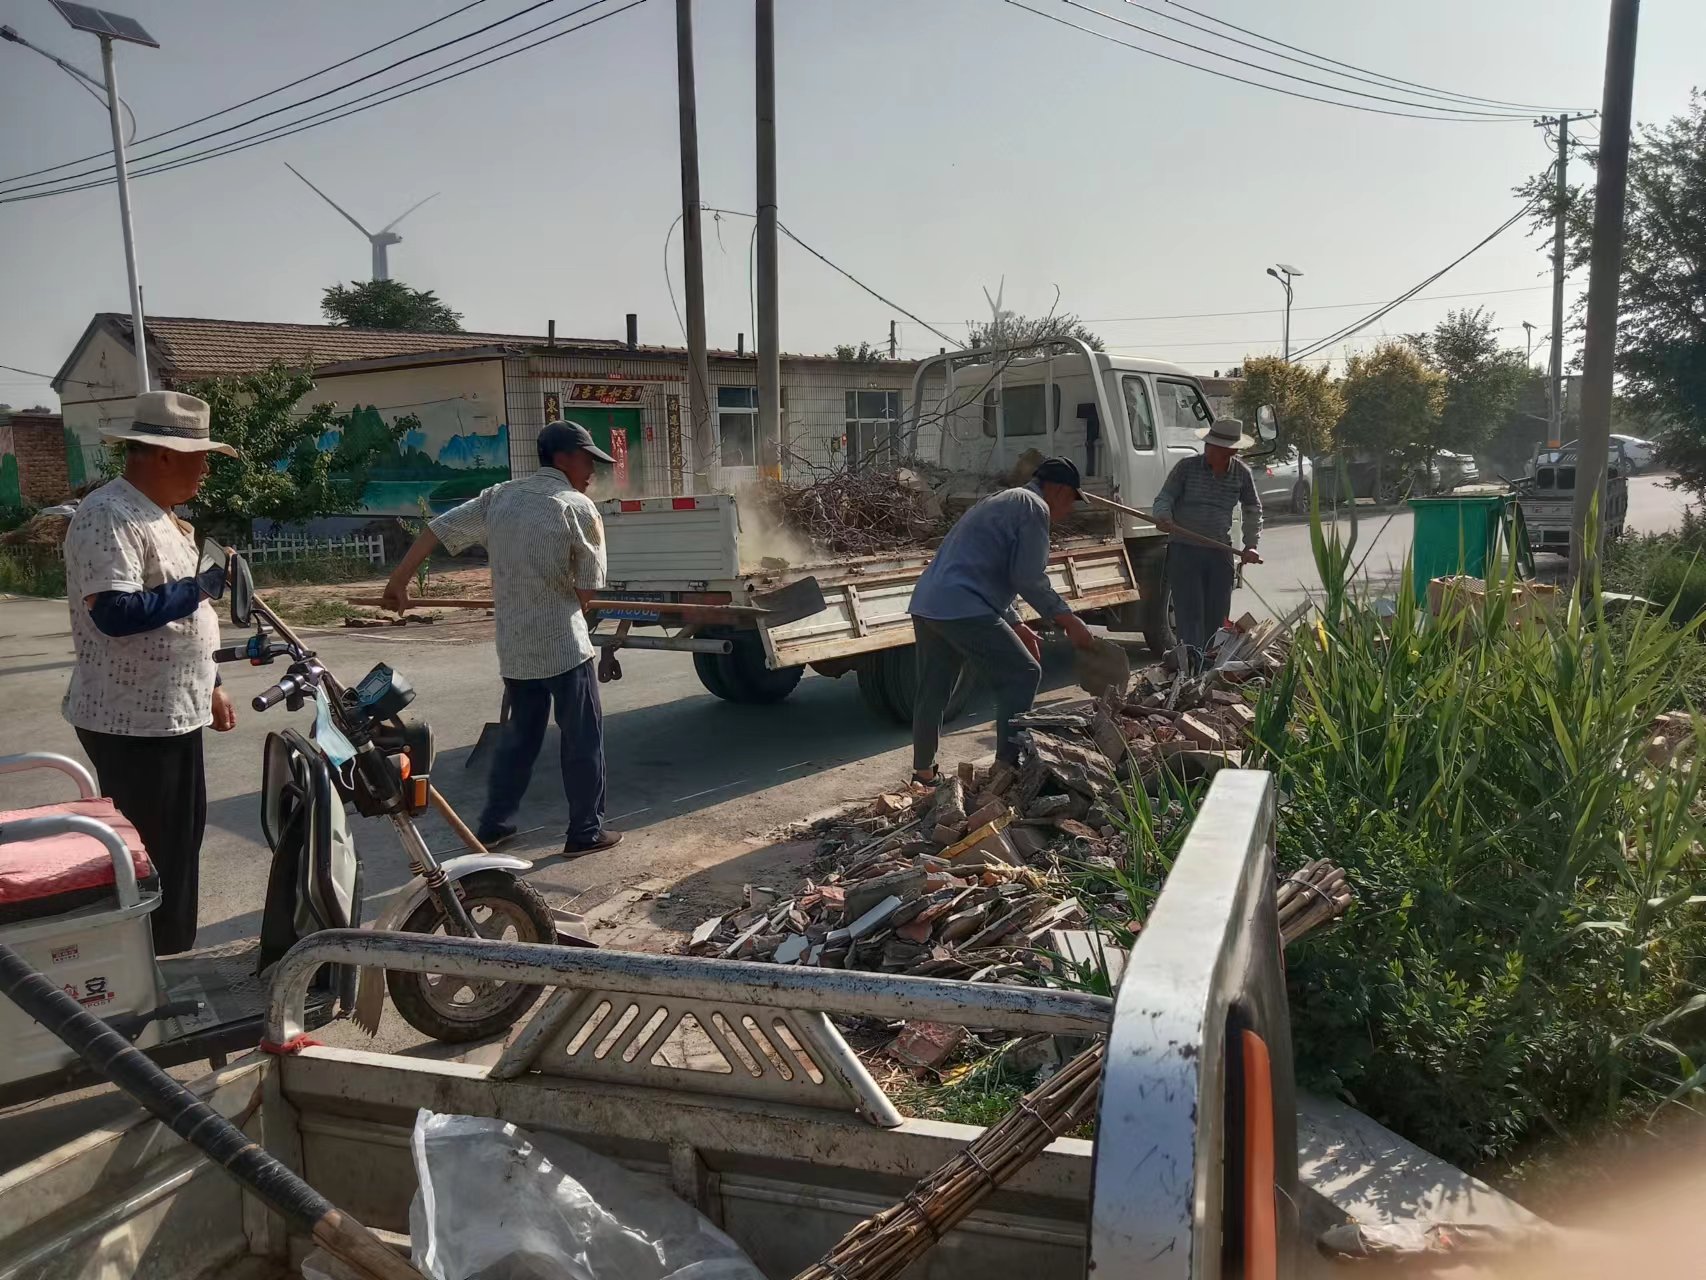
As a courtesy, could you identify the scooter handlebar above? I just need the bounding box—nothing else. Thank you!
[253,673,301,712]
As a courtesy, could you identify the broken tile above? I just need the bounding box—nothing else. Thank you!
[773,934,810,965]
[845,895,903,939]
[887,1020,969,1071]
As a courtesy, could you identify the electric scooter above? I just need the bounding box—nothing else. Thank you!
[0,548,555,1104]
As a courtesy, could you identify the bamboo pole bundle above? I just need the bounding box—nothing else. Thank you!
[791,1039,1106,1280]
[1276,859,1353,947]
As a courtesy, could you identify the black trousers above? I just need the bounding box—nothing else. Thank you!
[911,615,1042,771]
[479,658,607,845]
[1168,542,1237,669]
[75,727,206,956]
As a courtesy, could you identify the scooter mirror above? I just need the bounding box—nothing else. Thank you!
[1256,404,1279,440]
[228,554,254,627]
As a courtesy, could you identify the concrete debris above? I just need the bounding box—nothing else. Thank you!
[887,1020,969,1071]
[687,630,1296,978]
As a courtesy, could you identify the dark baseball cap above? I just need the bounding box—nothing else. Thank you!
[536,419,616,466]
[1031,456,1082,494]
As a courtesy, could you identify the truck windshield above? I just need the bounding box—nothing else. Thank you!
[1156,378,1211,448]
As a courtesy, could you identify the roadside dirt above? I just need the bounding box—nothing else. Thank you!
[262,565,493,626]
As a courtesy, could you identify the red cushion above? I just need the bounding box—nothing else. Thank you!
[0,799,156,906]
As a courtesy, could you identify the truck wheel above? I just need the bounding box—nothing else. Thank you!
[693,651,737,701]
[716,637,803,704]
[857,647,973,725]
[387,871,555,1043]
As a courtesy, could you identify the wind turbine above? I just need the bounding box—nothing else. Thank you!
[285,162,438,281]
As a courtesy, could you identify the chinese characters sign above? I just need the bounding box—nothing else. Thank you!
[609,427,629,489]
[666,395,684,496]
[542,391,562,423]
[569,382,644,405]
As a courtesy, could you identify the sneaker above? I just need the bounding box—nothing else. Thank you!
[475,822,517,849]
[562,829,624,858]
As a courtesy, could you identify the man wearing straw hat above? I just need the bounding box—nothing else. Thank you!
[1150,416,1264,671]
[62,390,240,954]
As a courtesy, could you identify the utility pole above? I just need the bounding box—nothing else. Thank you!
[1546,115,1571,449]
[755,0,781,482]
[1572,0,1641,586]
[675,0,713,491]
[889,319,897,360]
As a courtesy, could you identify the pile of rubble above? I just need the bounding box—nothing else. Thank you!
[689,616,1295,980]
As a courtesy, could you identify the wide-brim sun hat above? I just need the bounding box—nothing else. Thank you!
[1196,418,1254,450]
[99,390,239,457]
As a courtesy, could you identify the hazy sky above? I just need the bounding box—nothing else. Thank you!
[2,0,1702,411]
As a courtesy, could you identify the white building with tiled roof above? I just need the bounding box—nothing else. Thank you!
[51,313,918,514]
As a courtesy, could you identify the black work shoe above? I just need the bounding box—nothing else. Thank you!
[476,823,517,849]
[562,829,624,858]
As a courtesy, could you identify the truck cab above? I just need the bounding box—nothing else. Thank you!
[912,340,1246,648]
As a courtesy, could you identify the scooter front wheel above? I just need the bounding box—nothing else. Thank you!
[387,870,556,1043]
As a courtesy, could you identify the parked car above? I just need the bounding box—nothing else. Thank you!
[1311,451,1470,506]
[1252,452,1313,513]
[1433,450,1480,490]
[1610,433,1658,472]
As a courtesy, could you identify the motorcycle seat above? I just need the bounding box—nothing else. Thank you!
[0,799,159,925]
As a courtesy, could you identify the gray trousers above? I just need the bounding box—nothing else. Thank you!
[911,615,1042,771]
[1168,542,1236,665]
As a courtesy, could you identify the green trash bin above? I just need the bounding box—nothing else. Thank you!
[1407,494,1512,604]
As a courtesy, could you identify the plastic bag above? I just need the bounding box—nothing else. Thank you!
[407,1109,764,1280]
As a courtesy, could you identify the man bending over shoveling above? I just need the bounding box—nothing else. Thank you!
[906,456,1096,786]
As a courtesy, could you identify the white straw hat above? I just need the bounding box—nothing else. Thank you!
[99,391,239,457]
[1196,418,1254,450]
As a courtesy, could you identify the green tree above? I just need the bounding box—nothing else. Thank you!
[0,453,19,508]
[963,311,1104,356]
[184,362,415,540]
[831,341,886,361]
[1337,342,1445,495]
[1232,355,1344,459]
[1404,308,1528,459]
[63,426,87,489]
[1518,91,1706,492]
[320,279,463,332]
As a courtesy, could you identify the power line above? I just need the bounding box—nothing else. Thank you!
[0,0,647,206]
[1003,1,1539,123]
[1056,0,1533,120]
[0,0,574,197]
[1161,0,1583,113]
[1119,0,1585,114]
[0,362,95,386]
[0,0,492,188]
[1289,203,1538,362]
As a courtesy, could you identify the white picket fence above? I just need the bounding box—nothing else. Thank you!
[236,534,386,566]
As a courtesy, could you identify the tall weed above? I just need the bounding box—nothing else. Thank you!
[1260,510,1706,1168]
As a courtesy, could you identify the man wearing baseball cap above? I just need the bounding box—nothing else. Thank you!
[906,455,1096,785]
[63,391,242,954]
[384,420,623,857]
[1150,416,1264,670]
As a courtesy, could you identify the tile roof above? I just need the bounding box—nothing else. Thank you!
[102,314,621,380]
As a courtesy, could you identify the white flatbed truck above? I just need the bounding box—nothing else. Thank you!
[590,340,1242,723]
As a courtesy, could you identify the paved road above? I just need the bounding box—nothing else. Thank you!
[0,472,1688,1168]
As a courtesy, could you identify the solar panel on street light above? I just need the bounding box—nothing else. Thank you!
[1276,263,1304,277]
[49,0,157,47]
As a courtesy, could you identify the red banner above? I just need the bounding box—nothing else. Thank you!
[609,426,630,488]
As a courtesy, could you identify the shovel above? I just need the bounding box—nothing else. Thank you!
[466,686,510,772]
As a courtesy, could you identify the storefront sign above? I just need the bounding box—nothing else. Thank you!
[569,382,644,405]
[542,390,562,423]
[666,395,684,496]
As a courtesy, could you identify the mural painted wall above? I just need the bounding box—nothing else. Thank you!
[307,358,510,516]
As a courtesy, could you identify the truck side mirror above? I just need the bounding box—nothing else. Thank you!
[1256,405,1278,441]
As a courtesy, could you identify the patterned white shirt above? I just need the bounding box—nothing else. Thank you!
[62,478,220,737]
[429,469,607,680]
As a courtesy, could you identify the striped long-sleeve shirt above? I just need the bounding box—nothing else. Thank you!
[1151,455,1263,551]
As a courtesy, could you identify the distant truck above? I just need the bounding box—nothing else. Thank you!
[589,340,1268,722]
[1515,442,1629,555]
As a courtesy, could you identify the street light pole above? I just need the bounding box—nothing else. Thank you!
[1267,264,1302,362]
[1522,320,1537,366]
[99,35,149,393]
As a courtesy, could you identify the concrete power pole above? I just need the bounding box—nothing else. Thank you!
[755,0,782,482]
[1571,0,1641,586]
[1546,115,1570,449]
[889,319,897,360]
[675,0,714,491]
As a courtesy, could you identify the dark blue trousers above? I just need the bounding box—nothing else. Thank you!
[479,657,606,844]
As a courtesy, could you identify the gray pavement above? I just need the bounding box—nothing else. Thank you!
[0,472,1689,1169]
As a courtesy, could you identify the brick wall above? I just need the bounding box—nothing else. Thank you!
[6,412,70,503]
